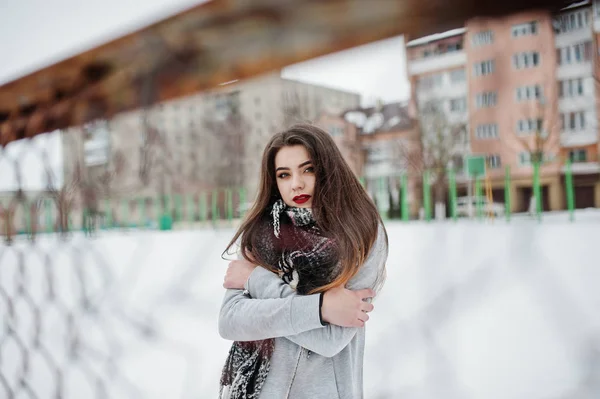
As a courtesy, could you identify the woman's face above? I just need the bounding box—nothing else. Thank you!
[274,145,315,209]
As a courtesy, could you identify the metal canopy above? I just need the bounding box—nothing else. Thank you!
[0,0,571,145]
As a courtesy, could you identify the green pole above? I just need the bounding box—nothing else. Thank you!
[226,188,233,223]
[121,199,129,228]
[359,177,366,188]
[154,196,160,227]
[378,176,387,220]
[23,200,31,235]
[565,158,575,222]
[504,165,512,222]
[187,195,195,223]
[105,199,112,229]
[423,170,431,222]
[138,198,146,228]
[401,173,409,221]
[475,177,483,220]
[174,194,182,223]
[212,189,218,223]
[533,160,542,222]
[448,168,457,221]
[45,199,53,233]
[200,192,207,222]
[239,187,247,219]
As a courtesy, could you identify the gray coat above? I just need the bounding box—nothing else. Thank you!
[218,224,388,398]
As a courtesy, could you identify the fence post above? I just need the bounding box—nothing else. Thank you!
[239,187,247,219]
[448,168,457,221]
[533,160,542,222]
[378,176,387,220]
[174,194,183,223]
[138,197,146,228]
[504,165,511,222]
[475,177,483,220]
[212,189,218,223]
[45,199,53,233]
[200,192,207,222]
[121,199,129,228]
[226,188,233,223]
[401,173,409,222]
[105,199,112,229]
[423,170,431,222]
[187,195,195,224]
[565,158,575,222]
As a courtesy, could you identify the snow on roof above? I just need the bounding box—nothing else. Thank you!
[561,0,590,11]
[406,28,467,47]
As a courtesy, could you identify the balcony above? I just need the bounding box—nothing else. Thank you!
[561,162,600,174]
[560,129,599,147]
[408,51,467,76]
[556,61,592,80]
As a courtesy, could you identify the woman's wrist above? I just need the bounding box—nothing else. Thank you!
[319,292,329,326]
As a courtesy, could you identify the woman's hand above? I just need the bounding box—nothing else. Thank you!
[223,258,258,289]
[321,286,375,328]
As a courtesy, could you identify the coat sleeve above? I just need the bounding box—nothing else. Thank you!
[243,223,388,357]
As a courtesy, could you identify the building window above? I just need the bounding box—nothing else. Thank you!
[557,42,592,65]
[472,30,494,46]
[475,91,497,108]
[519,151,553,166]
[518,152,531,165]
[559,78,584,98]
[512,21,538,37]
[513,52,540,69]
[554,10,590,34]
[569,149,587,162]
[449,69,466,83]
[475,124,499,139]
[474,60,495,76]
[516,85,542,101]
[418,73,444,90]
[486,154,502,169]
[328,125,344,137]
[516,118,543,134]
[560,111,586,131]
[450,97,467,112]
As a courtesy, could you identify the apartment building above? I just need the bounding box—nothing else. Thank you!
[317,102,419,217]
[406,1,600,212]
[62,72,361,209]
[405,29,471,195]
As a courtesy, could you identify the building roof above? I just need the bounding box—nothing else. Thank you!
[343,102,413,134]
[406,28,467,47]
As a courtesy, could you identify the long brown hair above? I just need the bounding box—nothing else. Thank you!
[224,123,387,293]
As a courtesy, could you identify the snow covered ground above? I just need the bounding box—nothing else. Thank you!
[0,213,599,398]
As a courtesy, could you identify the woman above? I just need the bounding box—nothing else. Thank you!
[218,124,388,399]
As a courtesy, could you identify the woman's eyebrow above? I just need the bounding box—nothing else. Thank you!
[275,160,312,172]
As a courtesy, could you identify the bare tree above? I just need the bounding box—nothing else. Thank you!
[281,89,314,128]
[406,100,468,204]
[202,92,250,189]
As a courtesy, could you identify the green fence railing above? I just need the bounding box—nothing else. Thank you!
[2,157,596,238]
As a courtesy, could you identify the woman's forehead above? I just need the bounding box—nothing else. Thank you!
[275,145,311,167]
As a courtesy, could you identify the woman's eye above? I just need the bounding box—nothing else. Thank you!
[305,167,314,173]
[277,173,289,179]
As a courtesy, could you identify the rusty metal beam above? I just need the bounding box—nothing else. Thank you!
[0,0,572,145]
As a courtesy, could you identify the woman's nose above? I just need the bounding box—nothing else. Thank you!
[292,174,304,190]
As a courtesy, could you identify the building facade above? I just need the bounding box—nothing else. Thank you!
[406,1,600,212]
[61,73,361,218]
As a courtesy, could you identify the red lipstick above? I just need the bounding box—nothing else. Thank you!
[293,195,311,204]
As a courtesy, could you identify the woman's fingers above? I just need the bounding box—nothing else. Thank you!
[361,302,374,313]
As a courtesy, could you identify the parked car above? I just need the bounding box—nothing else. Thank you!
[455,196,504,218]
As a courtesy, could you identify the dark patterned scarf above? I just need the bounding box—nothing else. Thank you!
[219,199,340,399]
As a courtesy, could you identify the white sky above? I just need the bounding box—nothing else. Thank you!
[0,0,410,191]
